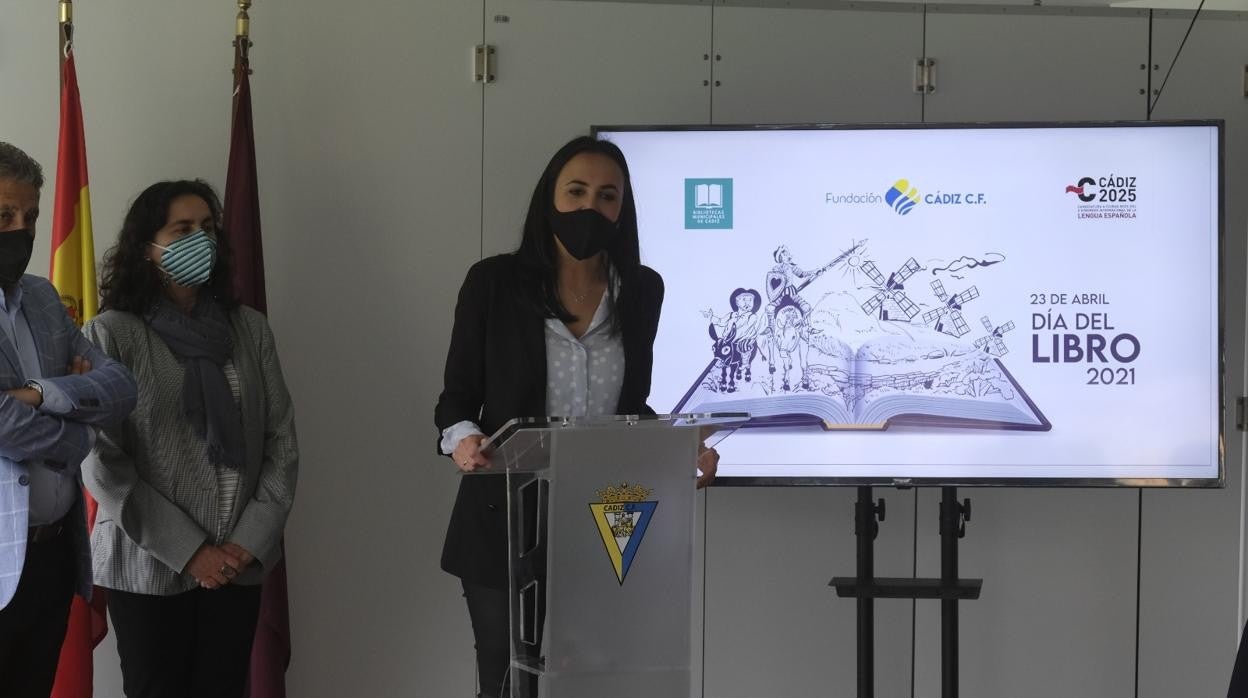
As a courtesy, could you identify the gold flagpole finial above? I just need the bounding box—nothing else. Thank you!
[236,0,251,40]
[233,0,253,81]
[59,0,74,68]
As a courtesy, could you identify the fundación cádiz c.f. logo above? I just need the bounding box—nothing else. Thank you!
[884,178,921,215]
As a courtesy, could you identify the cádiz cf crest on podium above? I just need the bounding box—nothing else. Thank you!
[589,482,658,585]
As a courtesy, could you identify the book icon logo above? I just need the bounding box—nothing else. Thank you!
[884,178,921,216]
[694,182,723,208]
[685,178,733,229]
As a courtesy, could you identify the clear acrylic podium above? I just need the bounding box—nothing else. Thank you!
[469,413,746,698]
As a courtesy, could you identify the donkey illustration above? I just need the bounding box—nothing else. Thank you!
[709,323,758,393]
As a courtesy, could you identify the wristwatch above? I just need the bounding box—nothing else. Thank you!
[23,380,43,403]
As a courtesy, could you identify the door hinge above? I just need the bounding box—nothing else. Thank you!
[1237,396,1246,431]
[473,44,496,84]
[914,57,936,95]
[1242,65,1247,98]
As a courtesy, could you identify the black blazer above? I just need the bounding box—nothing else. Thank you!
[434,253,664,588]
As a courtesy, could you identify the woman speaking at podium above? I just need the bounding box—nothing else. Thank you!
[434,135,717,697]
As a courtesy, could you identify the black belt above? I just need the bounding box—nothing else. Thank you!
[28,517,68,544]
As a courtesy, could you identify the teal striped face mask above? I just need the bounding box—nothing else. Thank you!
[150,229,217,287]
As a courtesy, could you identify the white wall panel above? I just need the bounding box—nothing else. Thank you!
[253,2,485,695]
[482,0,713,258]
[1140,13,1248,698]
[914,488,1138,698]
[701,486,918,697]
[712,4,924,124]
[923,9,1150,122]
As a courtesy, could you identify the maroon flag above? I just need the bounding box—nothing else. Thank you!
[225,65,267,312]
[244,552,290,698]
[225,51,288,698]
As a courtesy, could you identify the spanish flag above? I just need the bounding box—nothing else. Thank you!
[49,48,107,698]
[48,51,96,326]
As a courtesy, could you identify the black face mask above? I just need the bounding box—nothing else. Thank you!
[0,229,34,288]
[548,209,619,260]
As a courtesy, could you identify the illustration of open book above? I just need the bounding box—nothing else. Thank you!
[694,183,724,209]
[674,330,1050,431]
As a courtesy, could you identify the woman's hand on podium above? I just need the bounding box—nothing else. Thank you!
[452,434,492,473]
[696,446,719,489]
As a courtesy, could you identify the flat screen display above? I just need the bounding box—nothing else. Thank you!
[598,122,1223,486]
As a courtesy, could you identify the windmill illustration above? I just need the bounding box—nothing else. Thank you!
[974,315,1016,357]
[860,257,921,321]
[922,279,980,337]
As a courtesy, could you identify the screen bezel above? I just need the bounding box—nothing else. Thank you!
[594,120,1227,488]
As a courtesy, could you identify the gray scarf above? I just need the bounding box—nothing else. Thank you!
[146,297,246,469]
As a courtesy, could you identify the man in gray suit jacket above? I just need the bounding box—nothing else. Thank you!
[0,142,138,697]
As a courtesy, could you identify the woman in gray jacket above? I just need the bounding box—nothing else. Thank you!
[82,180,297,698]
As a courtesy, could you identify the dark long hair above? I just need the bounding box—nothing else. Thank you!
[99,180,238,314]
[515,136,642,335]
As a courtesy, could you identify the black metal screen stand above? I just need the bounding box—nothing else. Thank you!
[830,486,982,698]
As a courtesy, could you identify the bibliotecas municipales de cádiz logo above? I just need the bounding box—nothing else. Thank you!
[589,482,658,585]
[684,178,733,229]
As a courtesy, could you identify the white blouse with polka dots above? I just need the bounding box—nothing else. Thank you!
[439,290,624,454]
[541,292,624,419]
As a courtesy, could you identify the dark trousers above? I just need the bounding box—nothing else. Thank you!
[462,581,542,698]
[0,531,76,698]
[1230,621,1248,697]
[108,584,262,698]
